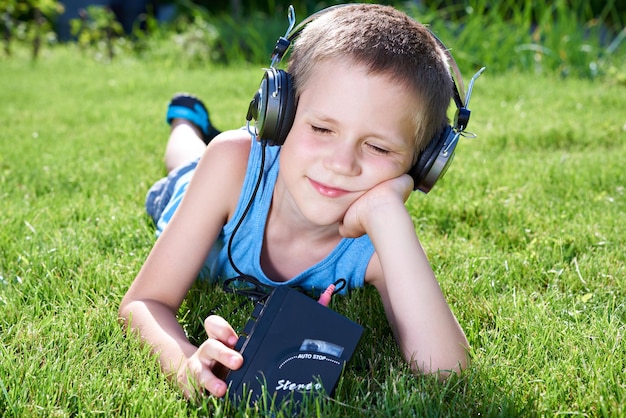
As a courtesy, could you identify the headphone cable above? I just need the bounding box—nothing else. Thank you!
[227,140,267,278]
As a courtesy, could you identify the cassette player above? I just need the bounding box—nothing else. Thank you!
[225,285,363,407]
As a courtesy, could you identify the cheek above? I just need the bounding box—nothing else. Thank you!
[279,136,310,178]
[281,130,319,162]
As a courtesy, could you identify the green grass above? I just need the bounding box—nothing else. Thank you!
[1,43,625,417]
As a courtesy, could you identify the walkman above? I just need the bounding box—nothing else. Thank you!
[225,284,363,408]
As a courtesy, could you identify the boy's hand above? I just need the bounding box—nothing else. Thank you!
[339,174,414,238]
[177,315,243,399]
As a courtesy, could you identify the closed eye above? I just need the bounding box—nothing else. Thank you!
[311,125,331,134]
[366,143,390,155]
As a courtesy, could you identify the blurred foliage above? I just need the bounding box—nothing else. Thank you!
[167,0,626,81]
[1,0,624,82]
[193,0,625,28]
[0,0,64,19]
[1,0,64,57]
[70,5,125,61]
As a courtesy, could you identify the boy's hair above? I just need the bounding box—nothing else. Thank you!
[288,3,453,155]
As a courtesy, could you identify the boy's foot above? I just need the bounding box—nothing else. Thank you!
[166,93,221,144]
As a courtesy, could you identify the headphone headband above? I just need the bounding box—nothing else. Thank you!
[248,4,484,193]
[268,4,481,133]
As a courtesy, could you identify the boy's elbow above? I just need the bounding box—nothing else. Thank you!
[436,355,468,380]
[410,347,469,380]
[118,296,135,329]
[118,304,128,329]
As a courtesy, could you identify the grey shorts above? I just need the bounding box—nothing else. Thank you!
[145,159,199,227]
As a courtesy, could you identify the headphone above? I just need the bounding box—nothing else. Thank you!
[246,5,484,193]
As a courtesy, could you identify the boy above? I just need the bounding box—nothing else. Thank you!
[119,3,470,399]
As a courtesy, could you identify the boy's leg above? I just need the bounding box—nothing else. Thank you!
[164,94,221,173]
[146,93,222,227]
[164,120,206,173]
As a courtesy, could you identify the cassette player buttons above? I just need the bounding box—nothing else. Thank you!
[234,335,247,351]
[243,318,256,336]
[251,302,264,319]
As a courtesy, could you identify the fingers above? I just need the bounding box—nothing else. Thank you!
[180,350,228,398]
[179,338,244,398]
[390,173,414,202]
[198,337,243,373]
[177,316,244,399]
[204,315,240,348]
[340,174,414,238]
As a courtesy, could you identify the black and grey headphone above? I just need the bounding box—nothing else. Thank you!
[246,5,484,193]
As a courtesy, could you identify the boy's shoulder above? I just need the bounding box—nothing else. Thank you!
[193,129,253,213]
[211,128,253,148]
[206,128,253,166]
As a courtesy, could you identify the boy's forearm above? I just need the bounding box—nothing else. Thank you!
[367,203,469,374]
[119,299,197,377]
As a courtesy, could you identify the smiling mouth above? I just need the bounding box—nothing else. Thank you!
[308,178,349,198]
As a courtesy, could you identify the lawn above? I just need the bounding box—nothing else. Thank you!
[1,45,625,417]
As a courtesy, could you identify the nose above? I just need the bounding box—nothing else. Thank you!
[322,139,361,177]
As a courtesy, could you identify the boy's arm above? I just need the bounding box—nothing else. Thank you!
[118,130,250,397]
[354,176,469,376]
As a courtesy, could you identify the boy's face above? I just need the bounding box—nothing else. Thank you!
[277,59,420,226]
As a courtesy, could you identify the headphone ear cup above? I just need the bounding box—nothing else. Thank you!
[247,68,296,146]
[409,125,457,193]
[272,71,296,146]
